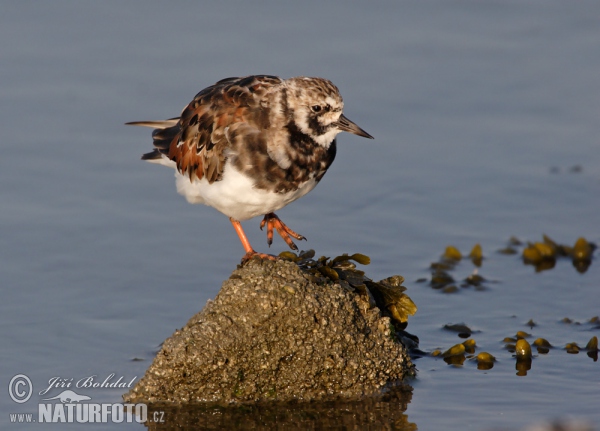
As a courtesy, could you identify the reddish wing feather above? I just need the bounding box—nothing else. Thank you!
[166,75,282,183]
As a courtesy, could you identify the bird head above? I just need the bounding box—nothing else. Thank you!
[285,77,373,147]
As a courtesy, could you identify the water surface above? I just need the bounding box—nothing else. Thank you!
[2,1,599,430]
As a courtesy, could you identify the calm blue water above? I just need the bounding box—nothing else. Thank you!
[2,1,599,430]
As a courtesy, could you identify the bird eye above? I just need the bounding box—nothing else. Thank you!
[311,105,322,112]
[324,104,331,112]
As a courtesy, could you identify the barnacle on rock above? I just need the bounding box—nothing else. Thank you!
[124,257,415,405]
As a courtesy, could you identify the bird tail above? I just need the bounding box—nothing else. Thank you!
[125,119,179,129]
[127,118,180,161]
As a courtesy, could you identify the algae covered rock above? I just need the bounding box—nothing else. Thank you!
[124,257,414,405]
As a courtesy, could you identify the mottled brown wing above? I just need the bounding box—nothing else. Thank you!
[152,75,282,183]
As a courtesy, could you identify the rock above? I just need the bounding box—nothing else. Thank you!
[124,257,414,404]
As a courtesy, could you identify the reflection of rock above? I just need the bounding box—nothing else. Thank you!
[522,419,594,431]
[124,258,414,405]
[143,386,414,431]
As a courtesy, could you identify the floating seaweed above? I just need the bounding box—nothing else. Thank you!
[532,338,552,348]
[586,336,599,362]
[430,261,454,271]
[462,338,476,354]
[430,270,455,290]
[428,244,491,292]
[475,352,496,370]
[497,246,518,255]
[517,235,595,273]
[432,241,520,295]
[469,244,483,267]
[571,237,594,273]
[442,343,466,358]
[441,285,459,294]
[442,246,462,262]
[522,242,556,272]
[443,323,474,339]
[585,336,598,352]
[475,352,495,363]
[515,331,530,340]
[533,338,552,354]
[515,339,532,359]
[565,342,580,354]
[462,270,485,288]
[509,236,523,246]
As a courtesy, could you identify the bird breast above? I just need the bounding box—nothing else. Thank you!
[175,163,319,221]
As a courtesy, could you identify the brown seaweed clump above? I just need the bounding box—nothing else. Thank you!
[521,235,596,273]
[279,250,417,330]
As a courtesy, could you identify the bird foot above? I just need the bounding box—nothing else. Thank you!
[260,213,306,251]
[241,251,279,264]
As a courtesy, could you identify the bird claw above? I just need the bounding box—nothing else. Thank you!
[260,213,306,251]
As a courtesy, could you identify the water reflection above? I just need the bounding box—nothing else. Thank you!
[515,358,532,377]
[142,385,415,431]
[476,358,494,371]
[444,355,466,367]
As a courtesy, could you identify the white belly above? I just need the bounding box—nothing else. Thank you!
[173,162,319,221]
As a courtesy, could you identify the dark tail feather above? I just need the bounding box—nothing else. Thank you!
[128,118,181,160]
[141,149,163,161]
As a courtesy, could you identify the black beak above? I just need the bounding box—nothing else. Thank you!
[335,114,374,139]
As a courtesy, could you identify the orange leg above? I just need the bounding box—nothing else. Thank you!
[259,213,306,251]
[230,218,277,262]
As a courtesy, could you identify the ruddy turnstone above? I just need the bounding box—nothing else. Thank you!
[128,75,373,261]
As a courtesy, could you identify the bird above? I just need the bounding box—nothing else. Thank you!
[128,75,373,262]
